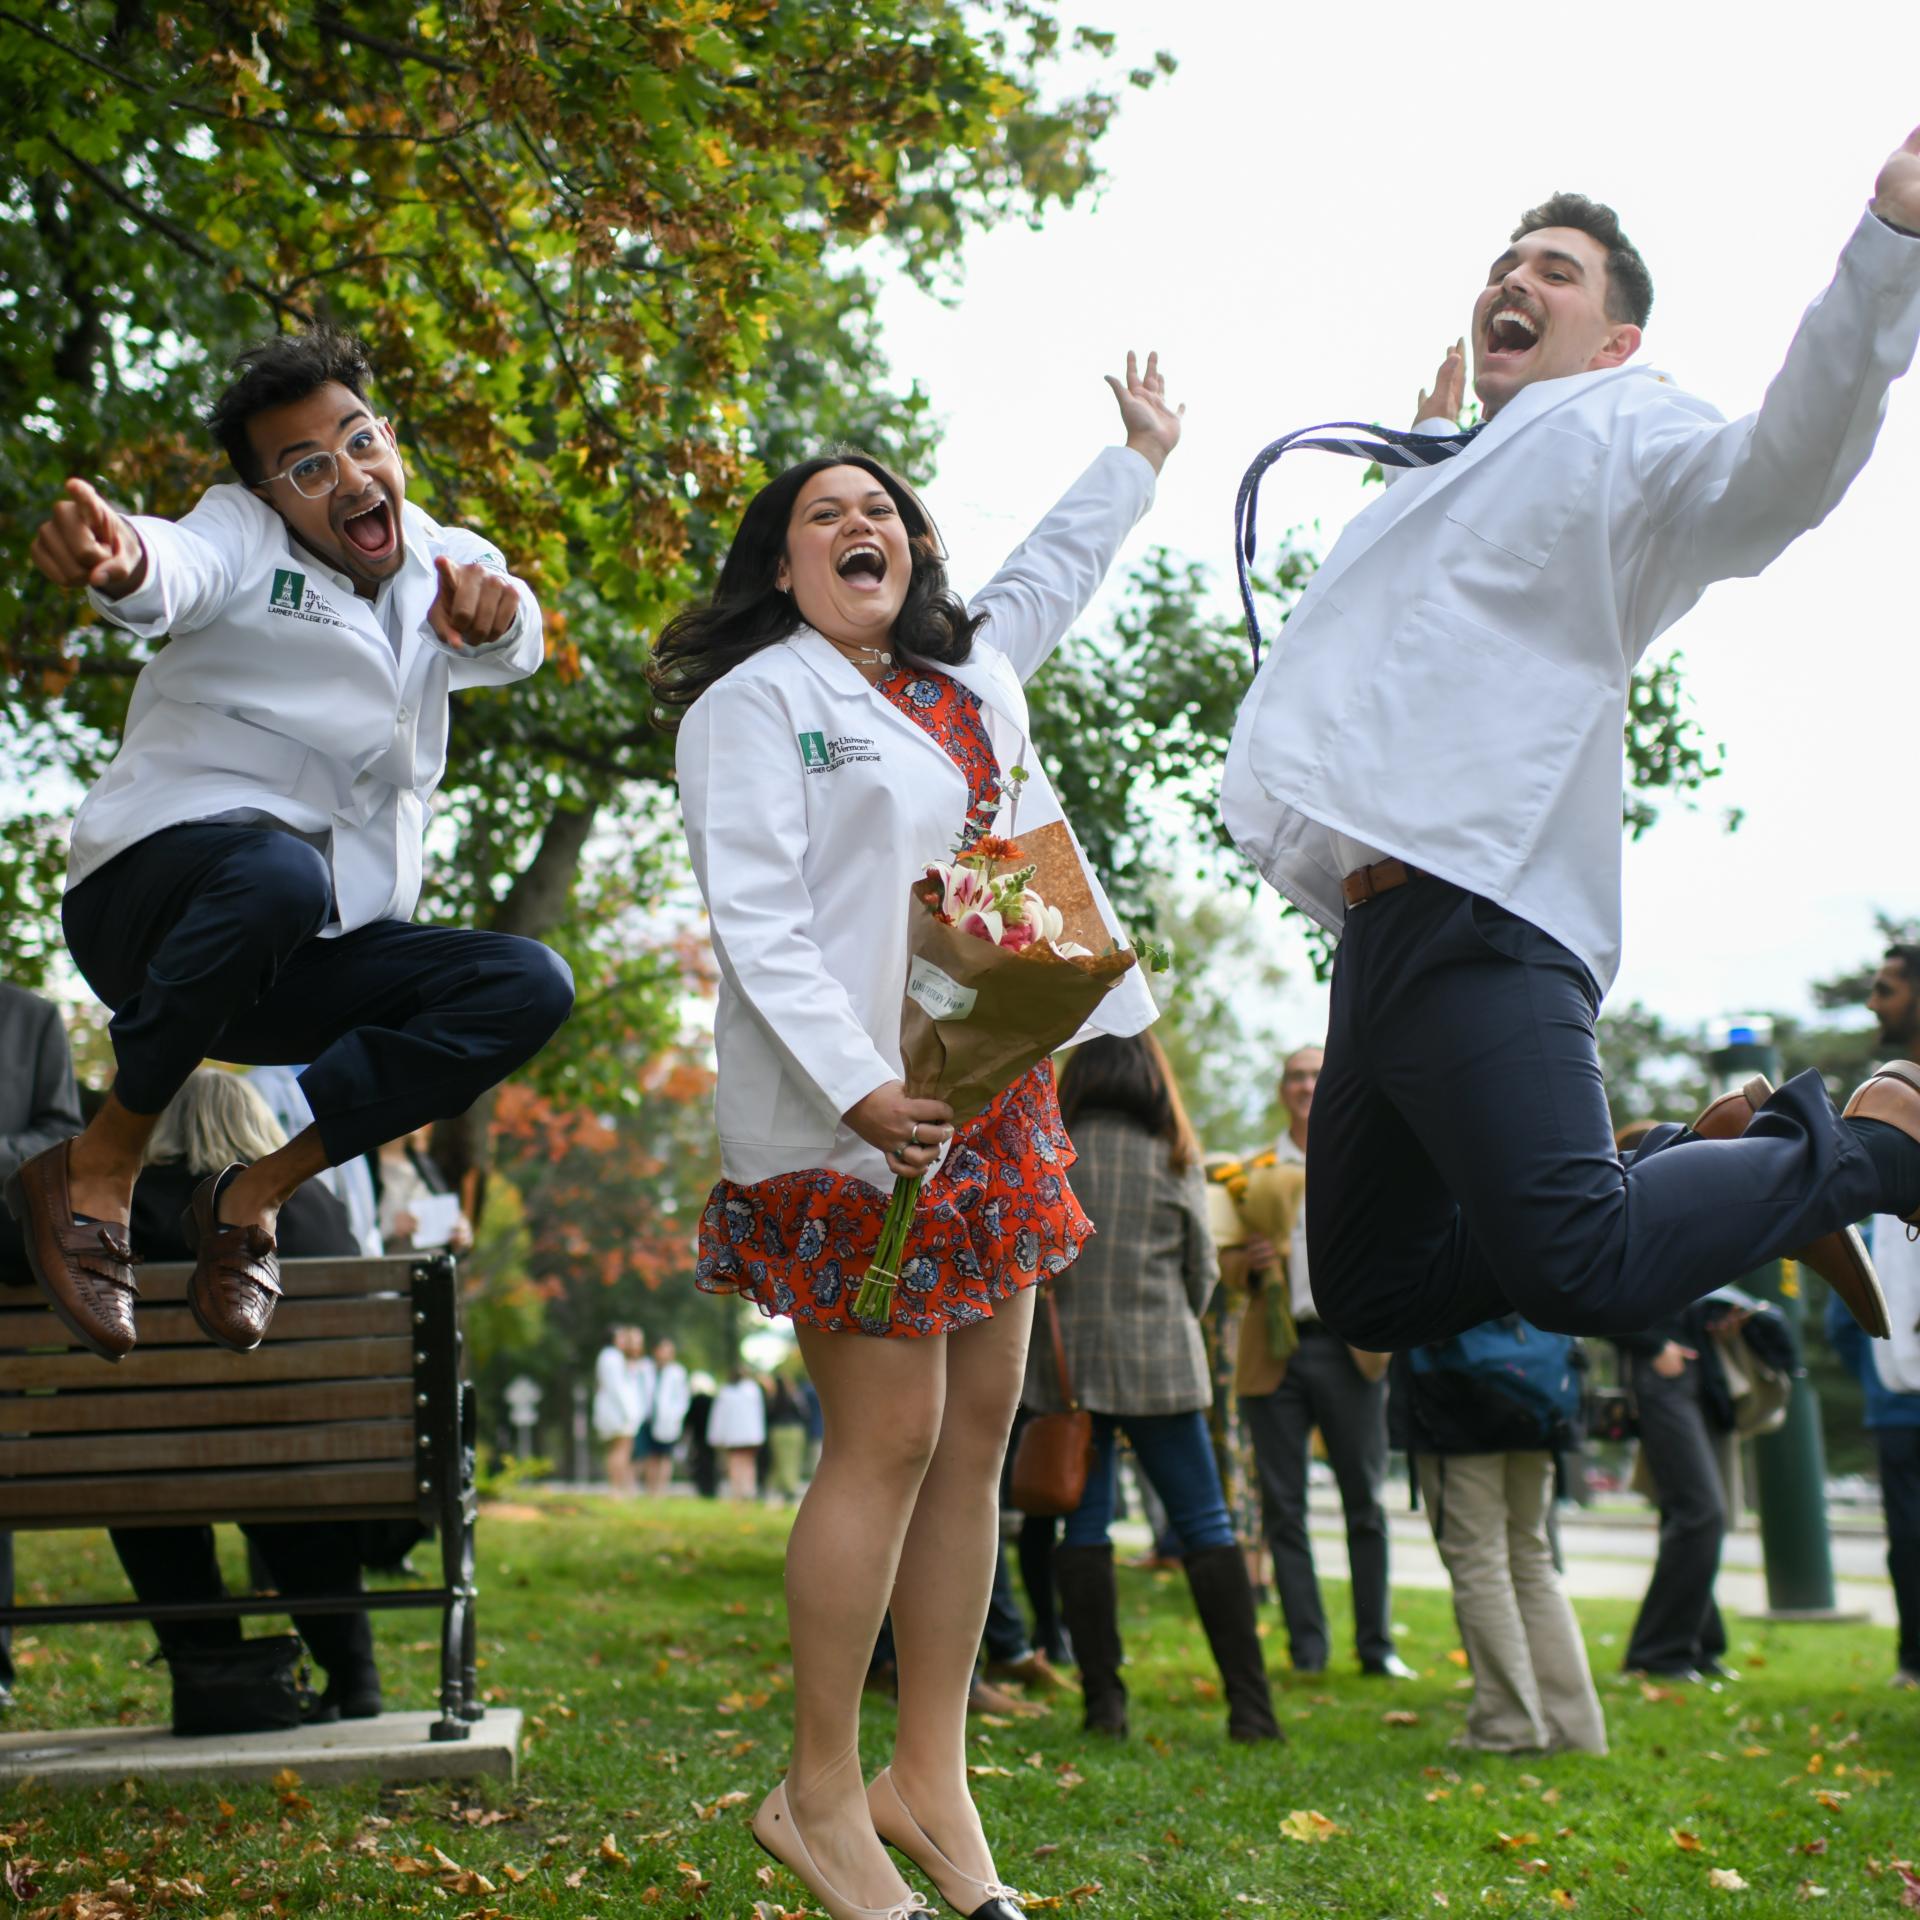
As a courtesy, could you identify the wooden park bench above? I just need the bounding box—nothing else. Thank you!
[0,1251,482,1743]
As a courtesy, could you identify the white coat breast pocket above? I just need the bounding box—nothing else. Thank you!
[1445,426,1607,569]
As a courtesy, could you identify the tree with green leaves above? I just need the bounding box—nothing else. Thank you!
[1,0,1168,1189]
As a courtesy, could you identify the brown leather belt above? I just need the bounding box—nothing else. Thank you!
[1342,857,1421,907]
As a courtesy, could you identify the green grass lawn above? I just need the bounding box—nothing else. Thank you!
[4,1494,1916,1918]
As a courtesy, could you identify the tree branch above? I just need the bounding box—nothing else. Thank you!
[44,135,313,326]
[437,147,623,444]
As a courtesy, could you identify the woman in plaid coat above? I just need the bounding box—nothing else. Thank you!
[1023,1033,1280,1742]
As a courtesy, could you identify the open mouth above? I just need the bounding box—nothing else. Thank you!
[1484,305,1541,361]
[835,542,889,589]
[340,495,397,562]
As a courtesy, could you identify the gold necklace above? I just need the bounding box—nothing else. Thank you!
[837,641,893,668]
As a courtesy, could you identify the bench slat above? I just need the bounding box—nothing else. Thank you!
[134,1257,421,1304]
[6,1336,415,1392]
[0,1295,413,1350]
[0,1419,416,1478]
[0,1378,416,1436]
[0,1460,421,1523]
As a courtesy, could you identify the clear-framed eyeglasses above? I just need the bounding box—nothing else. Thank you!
[260,418,396,499]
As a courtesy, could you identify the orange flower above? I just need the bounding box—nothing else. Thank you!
[966,834,1025,865]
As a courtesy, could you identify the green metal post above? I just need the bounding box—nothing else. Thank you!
[1706,1028,1843,1618]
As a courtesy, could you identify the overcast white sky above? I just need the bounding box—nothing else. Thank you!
[881,0,1920,1047]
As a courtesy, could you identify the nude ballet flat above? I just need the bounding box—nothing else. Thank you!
[751,1780,935,1920]
[867,1768,1025,1920]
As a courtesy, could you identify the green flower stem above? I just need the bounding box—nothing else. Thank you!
[854,1172,924,1326]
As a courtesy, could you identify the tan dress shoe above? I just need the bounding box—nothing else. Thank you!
[182,1164,283,1351]
[2,1138,138,1361]
[1692,1076,1889,1339]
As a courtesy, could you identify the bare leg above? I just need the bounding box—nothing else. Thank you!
[64,1091,160,1226]
[219,1125,330,1236]
[887,1288,1037,1885]
[604,1438,634,1497]
[786,1324,945,1910]
[643,1452,671,1497]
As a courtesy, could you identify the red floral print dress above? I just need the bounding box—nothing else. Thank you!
[694,666,1092,1337]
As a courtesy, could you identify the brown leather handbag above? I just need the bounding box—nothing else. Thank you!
[1009,1281,1095,1516]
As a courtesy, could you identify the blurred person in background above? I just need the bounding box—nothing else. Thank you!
[592,1325,647,1497]
[766,1362,812,1503]
[1228,1043,1408,1678]
[639,1337,690,1495]
[0,979,87,1714]
[375,1124,472,1256]
[114,1068,383,1720]
[247,1063,381,1256]
[708,1363,768,1500]
[1031,1033,1280,1743]
[1827,947,1920,1688]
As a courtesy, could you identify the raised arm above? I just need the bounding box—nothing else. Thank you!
[33,477,240,635]
[968,351,1182,683]
[1635,129,1920,593]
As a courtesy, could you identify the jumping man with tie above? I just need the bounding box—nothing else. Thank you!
[1222,128,1920,1351]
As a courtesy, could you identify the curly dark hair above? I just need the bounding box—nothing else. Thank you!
[647,451,982,730]
[1512,192,1653,329]
[206,326,375,485]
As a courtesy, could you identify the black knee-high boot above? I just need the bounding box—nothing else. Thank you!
[1052,1543,1127,1735]
[1182,1545,1283,1743]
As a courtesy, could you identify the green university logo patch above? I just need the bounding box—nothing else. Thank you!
[269,568,306,611]
[797,730,830,770]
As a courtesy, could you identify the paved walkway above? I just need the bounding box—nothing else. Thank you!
[1177,1488,1899,1630]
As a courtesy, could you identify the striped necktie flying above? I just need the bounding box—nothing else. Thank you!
[1233,420,1484,669]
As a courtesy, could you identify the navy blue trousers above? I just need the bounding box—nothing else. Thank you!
[1309,877,1886,1350]
[63,824,573,1165]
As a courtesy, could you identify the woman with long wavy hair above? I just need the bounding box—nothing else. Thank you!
[651,355,1182,1920]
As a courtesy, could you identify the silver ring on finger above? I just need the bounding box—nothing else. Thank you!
[909,1122,921,1145]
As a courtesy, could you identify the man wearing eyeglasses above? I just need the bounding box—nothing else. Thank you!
[9,326,573,1363]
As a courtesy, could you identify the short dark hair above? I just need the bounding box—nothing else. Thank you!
[206,326,374,484]
[647,450,983,729]
[1512,192,1653,330]
[1885,943,1920,987]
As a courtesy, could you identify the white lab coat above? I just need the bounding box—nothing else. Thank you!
[678,444,1160,1191]
[71,482,543,934]
[592,1343,644,1439]
[649,1360,691,1445]
[1223,210,1920,993]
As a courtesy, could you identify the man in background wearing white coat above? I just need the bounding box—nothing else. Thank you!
[1223,129,1920,1353]
[9,328,573,1362]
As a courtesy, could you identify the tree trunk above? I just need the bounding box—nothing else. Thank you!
[431,797,600,1212]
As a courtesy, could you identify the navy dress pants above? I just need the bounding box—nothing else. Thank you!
[1309,877,1885,1349]
[63,824,573,1164]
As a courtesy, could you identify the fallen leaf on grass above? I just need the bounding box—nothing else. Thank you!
[1796,1885,1829,1901]
[1707,1868,1750,1891]
[1897,1862,1920,1909]
[1383,1710,1420,1727]
[1550,1895,1577,1911]
[1279,1810,1340,1844]
[1671,1831,1702,1853]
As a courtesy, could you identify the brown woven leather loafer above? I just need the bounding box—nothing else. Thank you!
[182,1163,283,1351]
[1,1138,139,1361]
[1706,1076,1889,1339]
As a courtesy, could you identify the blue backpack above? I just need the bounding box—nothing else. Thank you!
[1406,1316,1584,1455]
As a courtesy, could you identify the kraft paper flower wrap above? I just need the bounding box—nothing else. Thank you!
[853,818,1139,1328]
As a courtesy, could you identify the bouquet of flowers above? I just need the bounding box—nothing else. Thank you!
[853,816,1140,1326]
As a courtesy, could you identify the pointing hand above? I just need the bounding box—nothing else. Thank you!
[30,478,148,599]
